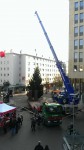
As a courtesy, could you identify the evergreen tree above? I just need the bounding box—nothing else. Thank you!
[28,67,43,100]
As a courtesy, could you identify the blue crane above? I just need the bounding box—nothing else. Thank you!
[35,11,79,105]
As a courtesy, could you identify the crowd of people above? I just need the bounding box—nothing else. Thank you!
[31,113,43,132]
[34,141,50,150]
[3,113,23,135]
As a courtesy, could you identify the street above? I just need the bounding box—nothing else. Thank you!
[0,93,84,150]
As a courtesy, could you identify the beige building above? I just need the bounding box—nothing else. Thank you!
[69,0,84,92]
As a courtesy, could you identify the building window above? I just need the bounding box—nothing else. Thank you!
[79,52,83,62]
[79,39,83,49]
[79,65,83,71]
[79,26,83,36]
[74,26,78,36]
[74,65,77,71]
[28,62,30,65]
[80,13,83,23]
[74,2,78,11]
[74,39,78,49]
[80,1,84,10]
[74,14,78,24]
[28,74,30,77]
[74,52,78,62]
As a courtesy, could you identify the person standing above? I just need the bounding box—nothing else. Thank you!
[3,121,7,134]
[31,117,36,132]
[44,145,50,150]
[11,118,16,135]
[20,114,23,124]
[34,141,44,150]
[17,114,22,127]
[15,119,19,134]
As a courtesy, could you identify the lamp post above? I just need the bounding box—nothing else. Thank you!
[72,98,75,150]
[70,94,75,150]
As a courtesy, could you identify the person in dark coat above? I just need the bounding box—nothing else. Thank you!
[15,119,19,134]
[44,145,50,150]
[68,123,73,135]
[3,121,7,134]
[34,141,43,150]
[17,114,22,127]
[20,114,23,123]
[31,117,36,132]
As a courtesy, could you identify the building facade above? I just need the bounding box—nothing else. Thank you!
[69,0,84,92]
[0,52,66,86]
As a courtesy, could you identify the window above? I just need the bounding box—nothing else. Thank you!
[74,2,78,11]
[79,52,83,62]
[79,39,83,49]
[79,65,83,71]
[74,65,77,71]
[74,52,78,62]
[74,14,78,23]
[74,27,78,36]
[28,62,30,65]
[80,1,83,10]
[80,13,83,22]
[74,39,78,49]
[79,26,83,36]
[28,74,30,77]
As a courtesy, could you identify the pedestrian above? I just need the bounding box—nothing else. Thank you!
[17,114,22,127]
[3,121,7,134]
[44,145,50,150]
[11,118,16,135]
[68,122,73,135]
[15,119,19,134]
[20,114,23,122]
[31,117,36,132]
[37,114,42,126]
[34,141,44,150]
[9,117,12,129]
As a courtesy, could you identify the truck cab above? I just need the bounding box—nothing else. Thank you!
[42,102,64,126]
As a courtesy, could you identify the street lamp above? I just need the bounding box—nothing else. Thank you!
[70,94,75,149]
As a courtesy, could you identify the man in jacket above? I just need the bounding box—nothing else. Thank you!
[34,141,44,150]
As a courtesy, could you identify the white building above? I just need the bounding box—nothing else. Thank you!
[0,52,66,86]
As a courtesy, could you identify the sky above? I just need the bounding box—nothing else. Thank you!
[0,0,69,62]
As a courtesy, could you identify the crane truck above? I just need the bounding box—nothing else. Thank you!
[35,11,80,114]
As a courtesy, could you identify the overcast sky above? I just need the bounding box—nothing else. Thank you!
[0,0,69,62]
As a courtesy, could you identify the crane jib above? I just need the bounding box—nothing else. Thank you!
[35,11,79,104]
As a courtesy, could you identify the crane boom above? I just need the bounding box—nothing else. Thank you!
[35,11,79,104]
